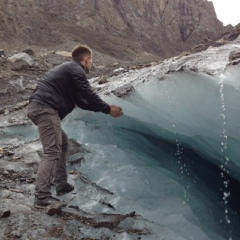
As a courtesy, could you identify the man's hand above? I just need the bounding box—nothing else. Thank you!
[109,105,123,117]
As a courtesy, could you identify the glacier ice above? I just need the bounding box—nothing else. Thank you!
[62,59,240,238]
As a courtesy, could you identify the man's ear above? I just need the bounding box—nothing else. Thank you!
[83,56,88,64]
[86,55,91,61]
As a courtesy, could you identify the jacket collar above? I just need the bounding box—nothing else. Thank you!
[73,60,86,73]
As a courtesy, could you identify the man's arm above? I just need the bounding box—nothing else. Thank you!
[72,65,123,117]
[72,66,111,114]
[74,93,100,112]
[75,94,123,117]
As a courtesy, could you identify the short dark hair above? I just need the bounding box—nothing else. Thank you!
[71,45,92,62]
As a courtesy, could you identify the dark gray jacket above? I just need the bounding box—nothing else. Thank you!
[29,60,110,119]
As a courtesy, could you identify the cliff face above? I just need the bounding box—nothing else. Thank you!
[0,0,224,61]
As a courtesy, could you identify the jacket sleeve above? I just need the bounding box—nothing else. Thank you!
[74,93,100,112]
[71,65,111,114]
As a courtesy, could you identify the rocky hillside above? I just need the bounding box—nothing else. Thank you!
[0,0,225,62]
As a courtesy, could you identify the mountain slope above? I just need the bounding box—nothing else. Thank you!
[0,0,224,61]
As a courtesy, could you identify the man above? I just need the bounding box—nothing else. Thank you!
[28,44,123,209]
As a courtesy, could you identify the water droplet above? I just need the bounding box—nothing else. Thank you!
[223,192,230,198]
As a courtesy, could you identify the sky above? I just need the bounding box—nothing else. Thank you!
[210,0,240,26]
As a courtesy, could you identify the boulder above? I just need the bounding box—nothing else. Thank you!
[7,53,34,70]
[22,48,35,56]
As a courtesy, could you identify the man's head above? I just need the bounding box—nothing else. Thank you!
[72,45,93,74]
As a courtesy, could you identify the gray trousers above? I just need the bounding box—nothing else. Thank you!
[28,101,68,198]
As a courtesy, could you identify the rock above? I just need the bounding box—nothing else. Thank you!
[113,67,125,73]
[95,65,106,70]
[45,202,64,216]
[67,138,87,165]
[128,211,136,217]
[179,51,191,58]
[111,84,134,97]
[45,54,64,66]
[68,139,87,157]
[191,44,205,53]
[231,59,240,66]
[0,56,7,67]
[55,50,71,58]
[0,209,11,218]
[0,49,5,57]
[223,24,240,41]
[98,76,109,85]
[8,53,34,70]
[22,48,35,56]
[112,62,119,67]
[229,51,240,61]
[69,170,78,175]
[26,83,37,90]
[100,201,115,210]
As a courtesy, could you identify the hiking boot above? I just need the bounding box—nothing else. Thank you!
[56,183,74,196]
[34,196,67,209]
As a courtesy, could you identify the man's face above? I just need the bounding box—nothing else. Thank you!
[84,55,93,74]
